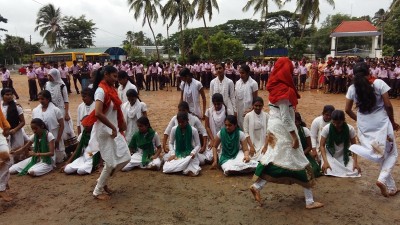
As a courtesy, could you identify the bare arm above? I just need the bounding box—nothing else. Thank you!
[199,88,206,119]
[382,92,399,130]
[210,136,221,169]
[345,99,357,121]
[319,136,331,174]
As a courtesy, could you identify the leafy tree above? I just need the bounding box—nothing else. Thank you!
[266,10,302,48]
[287,0,335,38]
[0,14,7,32]
[192,35,207,58]
[256,30,286,49]
[192,0,219,57]
[127,0,162,60]
[215,19,264,44]
[34,3,63,49]
[382,4,400,52]
[289,37,308,59]
[61,15,97,48]
[209,31,244,60]
[0,34,43,64]
[383,44,395,56]
[162,0,195,62]
[242,0,282,50]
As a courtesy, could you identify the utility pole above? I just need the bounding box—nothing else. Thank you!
[29,35,32,60]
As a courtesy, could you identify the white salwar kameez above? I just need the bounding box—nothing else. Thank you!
[320,124,360,178]
[1,102,28,154]
[346,79,397,192]
[0,128,10,192]
[32,102,65,163]
[209,76,236,115]
[163,126,201,175]
[121,99,147,143]
[92,88,131,196]
[180,79,203,118]
[235,77,258,129]
[9,132,55,176]
[217,130,258,175]
[77,101,95,132]
[199,106,226,165]
[64,130,100,175]
[310,115,330,157]
[243,110,269,161]
[122,132,162,171]
[117,81,138,103]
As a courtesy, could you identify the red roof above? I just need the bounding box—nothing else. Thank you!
[332,21,378,33]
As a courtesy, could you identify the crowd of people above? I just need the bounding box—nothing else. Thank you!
[0,55,398,209]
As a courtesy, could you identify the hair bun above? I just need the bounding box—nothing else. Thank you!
[353,62,369,76]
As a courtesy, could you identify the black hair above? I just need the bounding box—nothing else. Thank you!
[38,90,52,102]
[353,62,376,113]
[179,68,192,78]
[215,62,225,69]
[224,115,238,126]
[178,101,190,111]
[211,93,223,103]
[295,112,307,127]
[31,118,48,131]
[137,116,151,129]
[118,70,129,79]
[1,88,20,129]
[92,65,118,90]
[126,89,139,99]
[252,96,264,105]
[81,88,94,100]
[322,105,335,114]
[239,64,250,74]
[177,111,189,121]
[331,110,345,121]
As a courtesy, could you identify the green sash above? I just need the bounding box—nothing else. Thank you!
[72,130,90,161]
[174,124,193,158]
[129,128,156,166]
[219,127,240,166]
[19,131,52,176]
[326,122,351,166]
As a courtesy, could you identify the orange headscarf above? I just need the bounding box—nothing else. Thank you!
[267,57,300,107]
[82,80,124,129]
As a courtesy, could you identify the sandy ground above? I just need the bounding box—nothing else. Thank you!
[1,73,400,225]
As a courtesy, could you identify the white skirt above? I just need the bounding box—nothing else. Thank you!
[163,155,201,175]
[220,151,258,175]
[122,150,162,171]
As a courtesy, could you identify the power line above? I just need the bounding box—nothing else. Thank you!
[31,0,125,39]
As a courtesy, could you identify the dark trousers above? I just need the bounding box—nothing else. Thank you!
[38,78,48,90]
[151,73,158,91]
[136,73,144,90]
[28,79,38,100]
[62,78,71,93]
[2,80,19,98]
[145,75,151,91]
[202,71,212,88]
[72,74,82,93]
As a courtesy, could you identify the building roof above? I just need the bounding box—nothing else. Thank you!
[331,21,381,37]
[53,47,126,55]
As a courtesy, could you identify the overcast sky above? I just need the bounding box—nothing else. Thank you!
[0,0,393,51]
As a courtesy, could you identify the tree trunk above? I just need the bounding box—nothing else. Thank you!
[179,16,185,63]
[263,4,269,56]
[147,16,160,61]
[202,16,211,59]
[300,22,306,40]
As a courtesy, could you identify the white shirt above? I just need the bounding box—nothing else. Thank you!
[77,102,95,132]
[117,81,138,103]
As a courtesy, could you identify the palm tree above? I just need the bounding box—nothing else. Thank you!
[192,0,219,58]
[288,0,335,39]
[127,0,162,60]
[162,0,195,62]
[34,3,63,49]
[242,0,282,52]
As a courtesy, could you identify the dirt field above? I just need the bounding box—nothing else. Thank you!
[1,73,400,225]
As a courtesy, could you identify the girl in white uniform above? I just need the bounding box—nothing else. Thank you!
[163,112,201,176]
[121,89,147,143]
[122,117,162,171]
[211,115,258,175]
[319,110,361,178]
[76,88,95,135]
[243,97,269,161]
[10,118,55,177]
[345,62,400,197]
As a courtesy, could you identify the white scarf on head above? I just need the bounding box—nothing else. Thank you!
[248,110,268,151]
[183,80,201,117]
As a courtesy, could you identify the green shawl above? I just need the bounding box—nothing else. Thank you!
[72,130,90,161]
[71,130,100,172]
[19,131,52,176]
[129,128,156,166]
[175,124,193,158]
[297,125,308,150]
[219,127,240,166]
[326,122,351,166]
